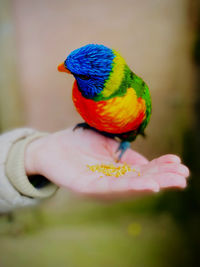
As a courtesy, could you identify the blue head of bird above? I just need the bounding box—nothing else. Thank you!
[58,44,115,98]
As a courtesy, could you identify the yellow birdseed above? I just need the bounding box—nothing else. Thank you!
[87,163,141,177]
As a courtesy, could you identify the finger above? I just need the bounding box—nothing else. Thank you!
[158,163,190,177]
[153,173,187,188]
[144,163,190,177]
[152,154,181,164]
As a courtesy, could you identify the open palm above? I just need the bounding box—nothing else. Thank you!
[29,128,189,199]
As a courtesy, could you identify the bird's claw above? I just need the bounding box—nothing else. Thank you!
[116,141,130,162]
[73,122,91,131]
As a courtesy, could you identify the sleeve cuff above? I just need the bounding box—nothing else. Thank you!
[6,133,58,199]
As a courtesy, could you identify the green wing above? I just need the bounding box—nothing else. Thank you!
[117,67,152,142]
[93,64,152,138]
[130,69,152,135]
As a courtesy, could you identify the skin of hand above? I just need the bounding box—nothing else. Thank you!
[25,128,190,199]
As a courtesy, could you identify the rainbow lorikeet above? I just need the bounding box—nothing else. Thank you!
[58,44,152,161]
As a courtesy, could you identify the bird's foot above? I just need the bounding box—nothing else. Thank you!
[116,141,130,162]
[73,122,92,131]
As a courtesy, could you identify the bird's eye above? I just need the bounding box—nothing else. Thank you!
[77,74,90,80]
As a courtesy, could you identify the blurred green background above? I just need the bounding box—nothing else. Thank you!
[0,0,200,266]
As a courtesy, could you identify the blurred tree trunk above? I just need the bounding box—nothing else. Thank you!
[156,1,200,266]
[0,0,24,132]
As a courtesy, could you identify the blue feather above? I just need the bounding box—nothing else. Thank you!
[65,44,115,98]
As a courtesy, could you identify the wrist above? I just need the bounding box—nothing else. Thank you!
[6,132,58,199]
[24,135,47,176]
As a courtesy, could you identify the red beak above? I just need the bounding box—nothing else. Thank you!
[57,62,71,73]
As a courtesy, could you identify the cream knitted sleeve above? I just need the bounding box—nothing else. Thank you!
[0,128,58,213]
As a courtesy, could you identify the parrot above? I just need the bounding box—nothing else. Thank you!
[58,44,152,161]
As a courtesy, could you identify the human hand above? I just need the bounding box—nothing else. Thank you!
[25,128,189,199]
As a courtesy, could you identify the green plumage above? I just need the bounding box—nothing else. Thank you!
[94,64,151,141]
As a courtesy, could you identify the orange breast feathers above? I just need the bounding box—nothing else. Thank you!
[72,81,146,134]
